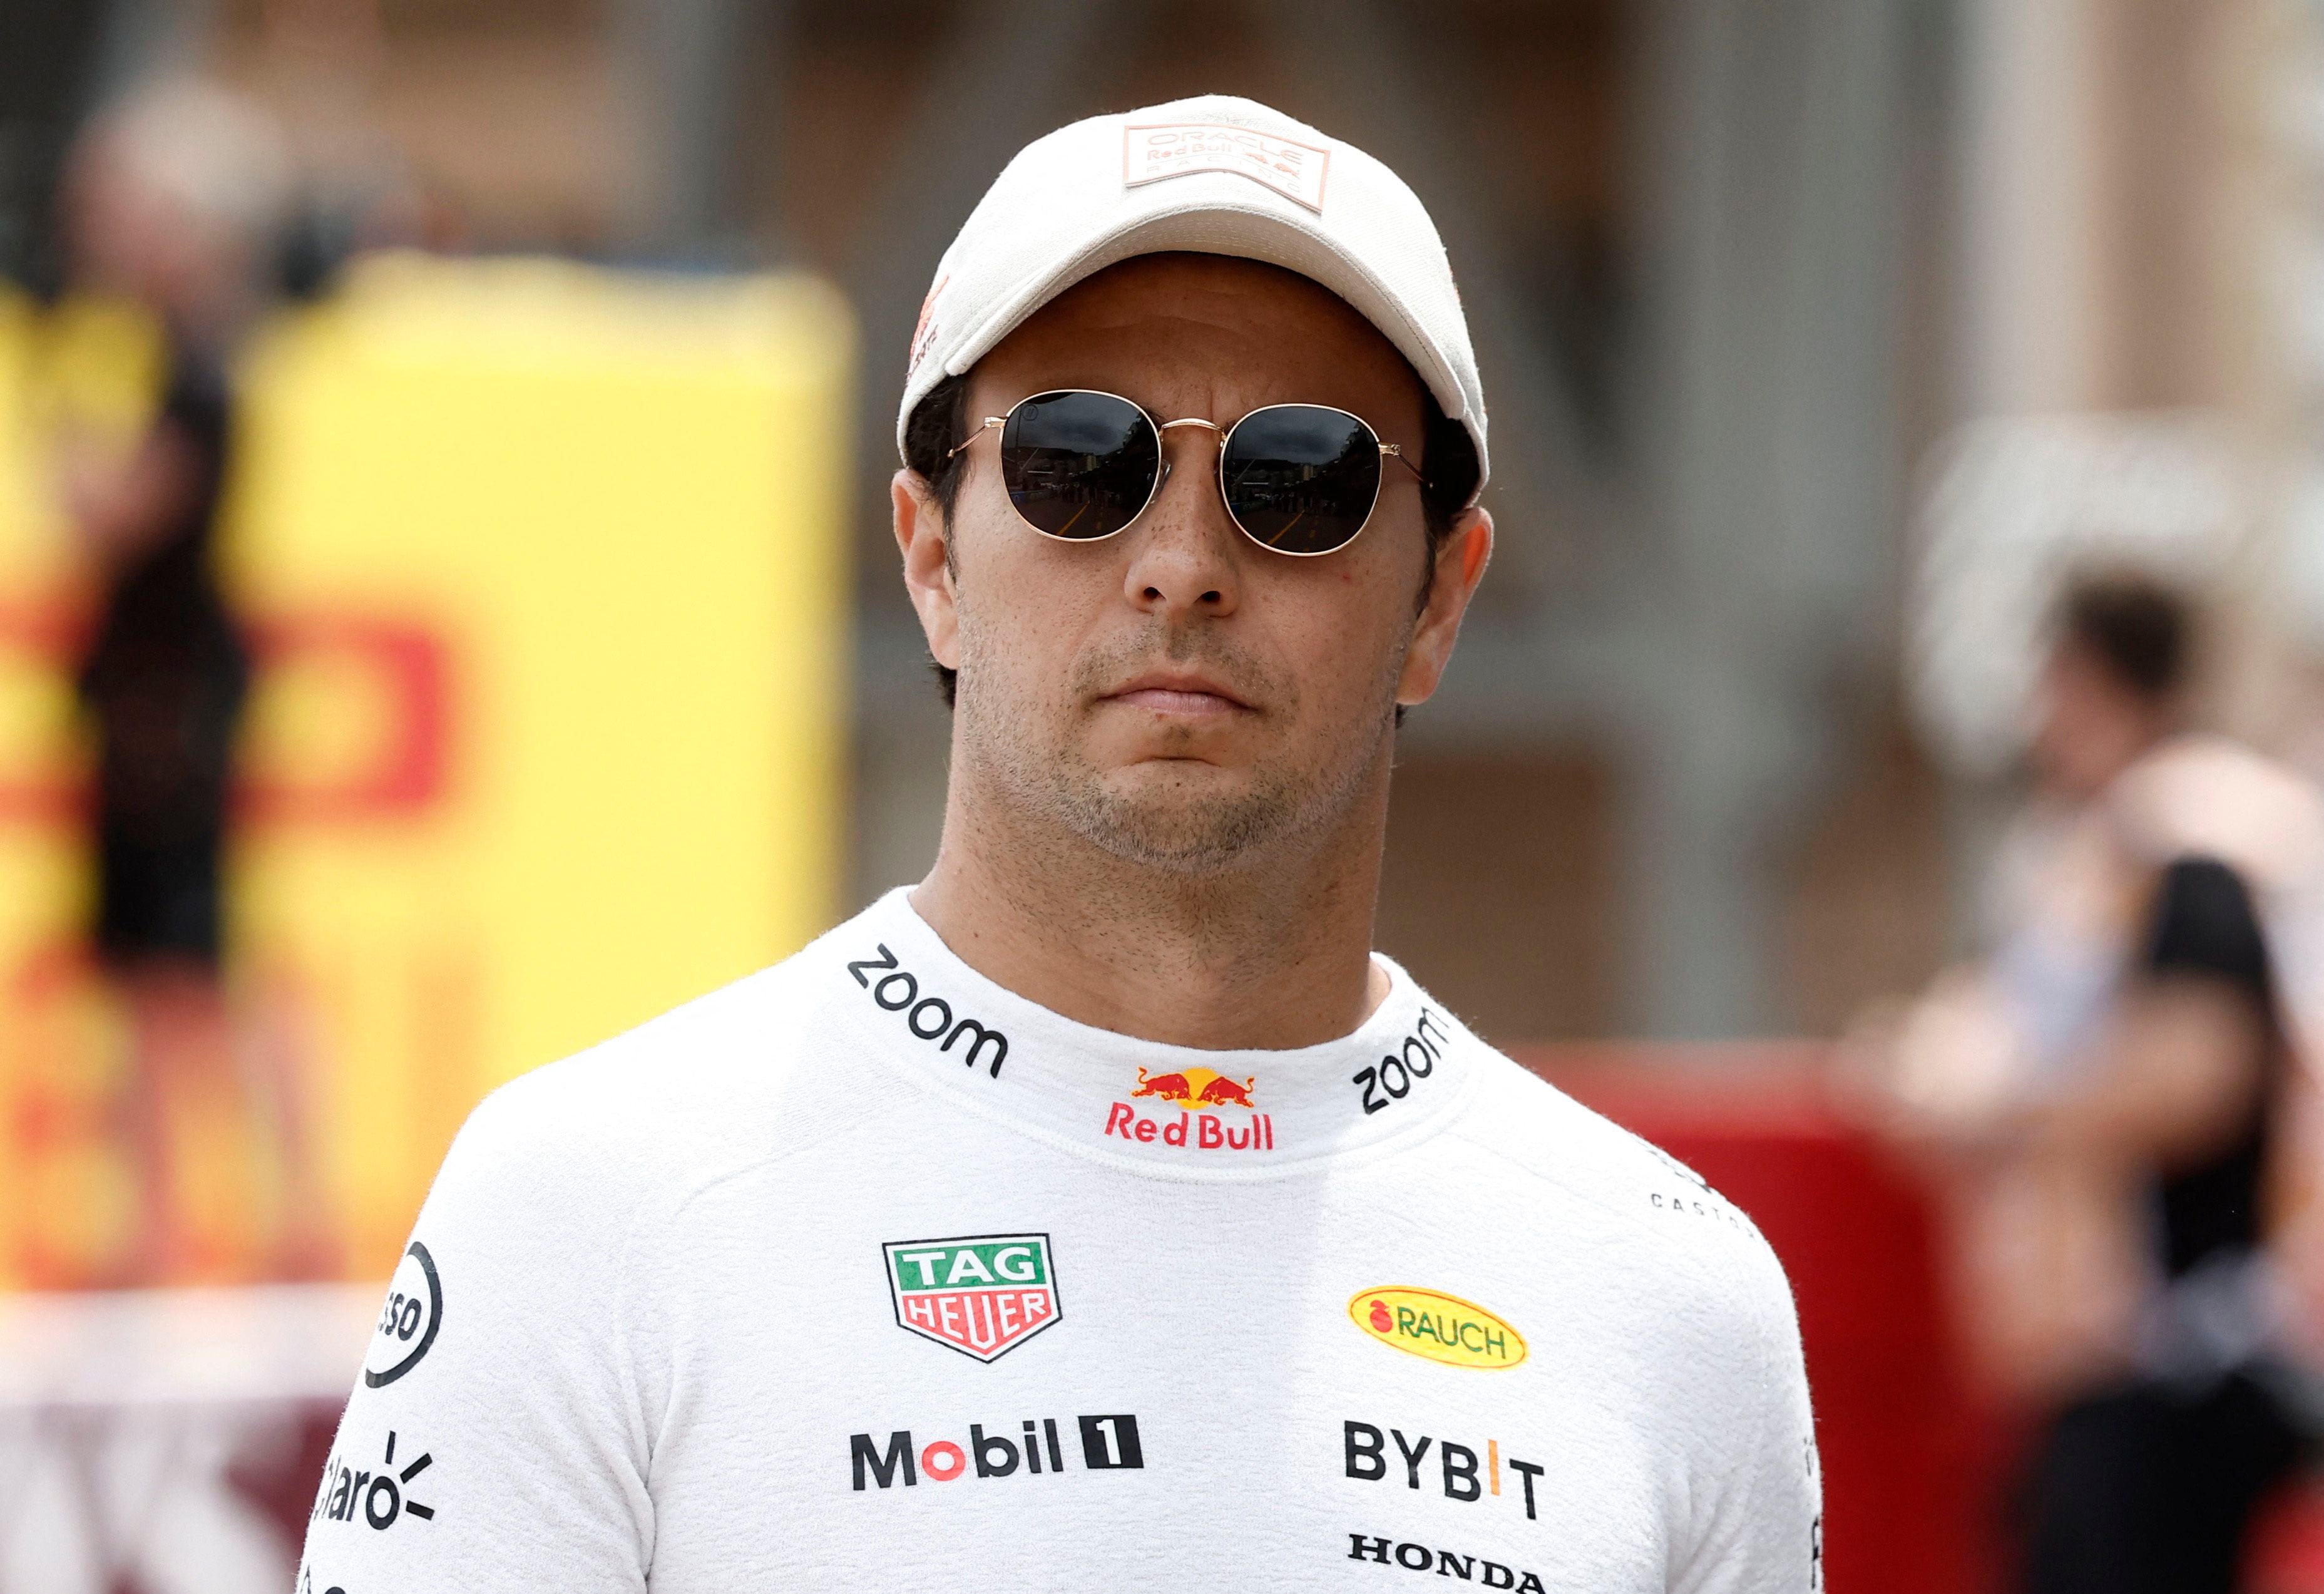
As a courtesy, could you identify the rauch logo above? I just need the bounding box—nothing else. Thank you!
[1349,1287,1527,1370]
[883,1234,1062,1362]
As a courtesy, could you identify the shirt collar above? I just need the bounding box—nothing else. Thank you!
[824,887,1477,1178]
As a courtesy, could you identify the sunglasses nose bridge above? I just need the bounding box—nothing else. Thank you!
[1144,416,1227,518]
[1135,418,1254,568]
[1154,416,1226,474]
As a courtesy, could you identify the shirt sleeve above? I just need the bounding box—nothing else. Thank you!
[294,1076,657,1594]
[1671,1233,1825,1594]
[2141,855,2275,1000]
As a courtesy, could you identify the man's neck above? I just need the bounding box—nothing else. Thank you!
[909,777,1392,1052]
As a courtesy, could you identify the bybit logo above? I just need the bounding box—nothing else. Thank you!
[1345,1420,1547,1524]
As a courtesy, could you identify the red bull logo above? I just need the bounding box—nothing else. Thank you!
[1107,1067,1272,1154]
[1130,1066,1256,1108]
[1196,1073,1256,1108]
[1129,1068,1192,1103]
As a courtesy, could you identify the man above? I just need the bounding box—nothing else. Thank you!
[58,80,329,1280]
[299,95,1818,1593]
[1859,573,2321,1591]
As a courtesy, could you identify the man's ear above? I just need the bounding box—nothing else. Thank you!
[894,469,960,672]
[1396,506,1493,709]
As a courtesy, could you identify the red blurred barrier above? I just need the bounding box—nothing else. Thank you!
[2251,1485,2324,1594]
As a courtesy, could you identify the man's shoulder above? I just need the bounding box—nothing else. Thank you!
[1444,1039,1795,1316]
[439,929,885,1220]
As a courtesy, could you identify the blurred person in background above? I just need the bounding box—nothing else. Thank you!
[55,79,323,1279]
[1855,571,2324,1593]
[247,0,441,292]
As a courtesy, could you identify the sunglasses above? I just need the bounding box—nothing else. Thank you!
[948,388,1423,557]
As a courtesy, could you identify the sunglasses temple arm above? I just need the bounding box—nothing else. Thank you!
[1381,443,1426,482]
[948,417,1007,460]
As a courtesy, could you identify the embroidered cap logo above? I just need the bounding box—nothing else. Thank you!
[1121,123,1332,212]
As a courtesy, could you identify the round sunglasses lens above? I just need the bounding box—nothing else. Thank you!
[1219,405,1383,555]
[998,391,1159,540]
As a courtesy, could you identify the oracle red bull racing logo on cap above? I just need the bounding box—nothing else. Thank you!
[884,1234,1062,1362]
[1122,123,1332,212]
[1103,1066,1277,1153]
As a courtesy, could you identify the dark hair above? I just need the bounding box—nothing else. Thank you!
[902,369,1479,708]
[2056,571,2194,704]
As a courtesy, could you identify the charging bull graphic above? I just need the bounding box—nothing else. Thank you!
[1130,1067,1257,1108]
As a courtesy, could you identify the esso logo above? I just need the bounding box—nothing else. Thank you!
[364,1241,444,1388]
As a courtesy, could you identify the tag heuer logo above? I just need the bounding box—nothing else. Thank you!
[883,1233,1062,1362]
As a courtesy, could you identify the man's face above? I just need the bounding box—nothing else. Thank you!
[899,253,1485,874]
[2030,640,2164,803]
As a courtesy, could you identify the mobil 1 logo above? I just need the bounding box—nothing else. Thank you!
[851,1413,1143,1491]
[364,1241,443,1387]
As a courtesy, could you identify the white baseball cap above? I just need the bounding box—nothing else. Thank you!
[896,94,1488,501]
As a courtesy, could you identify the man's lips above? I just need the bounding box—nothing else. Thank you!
[1101,672,1254,716]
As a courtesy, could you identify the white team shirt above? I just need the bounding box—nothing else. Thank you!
[296,888,1821,1593]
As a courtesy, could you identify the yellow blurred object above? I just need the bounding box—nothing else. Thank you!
[18,291,166,445]
[0,257,855,1285]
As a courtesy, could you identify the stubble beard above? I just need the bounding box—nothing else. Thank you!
[952,615,1405,877]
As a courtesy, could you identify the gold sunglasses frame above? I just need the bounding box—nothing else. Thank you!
[946,388,1424,557]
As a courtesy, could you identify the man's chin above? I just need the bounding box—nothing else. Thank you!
[1096,756,1257,804]
[1068,767,1292,872]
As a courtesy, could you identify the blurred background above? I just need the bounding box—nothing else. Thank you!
[6,0,2324,1588]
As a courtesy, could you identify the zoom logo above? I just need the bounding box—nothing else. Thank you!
[1351,1009,1450,1116]
[364,1241,443,1387]
[846,944,1010,1078]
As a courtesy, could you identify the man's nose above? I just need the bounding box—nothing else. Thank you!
[1120,428,1243,620]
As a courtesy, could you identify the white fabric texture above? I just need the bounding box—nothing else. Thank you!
[295,889,1819,1592]
[894,94,1490,498]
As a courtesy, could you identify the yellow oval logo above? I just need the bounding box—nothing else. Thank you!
[1348,1286,1527,1370]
